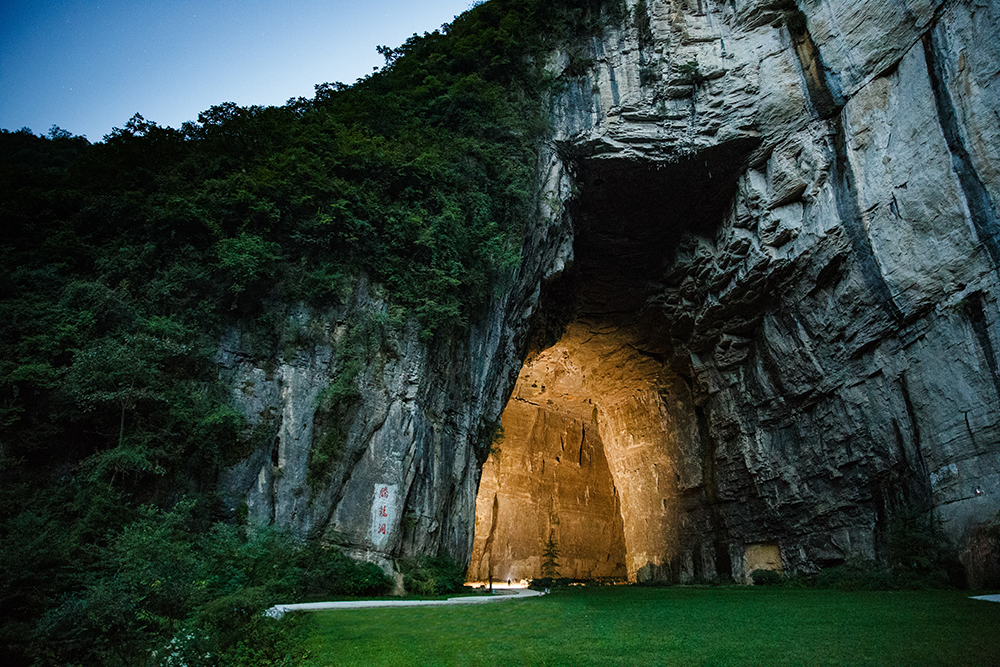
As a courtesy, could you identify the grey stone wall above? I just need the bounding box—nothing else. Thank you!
[218,0,1000,581]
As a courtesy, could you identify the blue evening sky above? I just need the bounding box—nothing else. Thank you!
[0,0,476,141]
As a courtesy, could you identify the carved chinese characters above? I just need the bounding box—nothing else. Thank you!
[369,483,397,549]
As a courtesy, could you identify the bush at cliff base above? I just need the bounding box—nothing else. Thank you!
[400,555,467,596]
[26,500,392,666]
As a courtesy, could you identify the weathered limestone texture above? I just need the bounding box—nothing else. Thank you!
[535,0,1000,581]
[216,144,577,573]
[468,393,627,582]
[221,0,1000,584]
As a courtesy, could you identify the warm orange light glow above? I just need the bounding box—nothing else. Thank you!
[469,320,692,583]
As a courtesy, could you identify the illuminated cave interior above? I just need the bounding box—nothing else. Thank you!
[469,144,755,583]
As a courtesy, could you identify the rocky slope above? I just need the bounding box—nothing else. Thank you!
[220,0,1000,584]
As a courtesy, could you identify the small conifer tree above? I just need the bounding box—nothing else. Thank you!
[541,534,561,578]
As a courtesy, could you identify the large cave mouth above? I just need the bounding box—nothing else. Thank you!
[469,142,756,584]
[467,319,695,583]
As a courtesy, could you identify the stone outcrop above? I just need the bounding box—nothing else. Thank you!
[220,0,1000,584]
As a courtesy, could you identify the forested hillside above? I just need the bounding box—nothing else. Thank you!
[0,1,626,664]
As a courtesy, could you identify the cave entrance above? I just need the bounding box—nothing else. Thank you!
[467,319,695,583]
[469,144,755,584]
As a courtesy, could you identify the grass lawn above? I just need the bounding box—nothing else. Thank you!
[300,586,1000,666]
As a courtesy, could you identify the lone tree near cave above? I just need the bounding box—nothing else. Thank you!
[541,534,561,578]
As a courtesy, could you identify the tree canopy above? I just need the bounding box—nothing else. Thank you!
[0,1,627,664]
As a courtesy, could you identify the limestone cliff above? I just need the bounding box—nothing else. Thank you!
[221,0,1000,584]
[214,177,574,572]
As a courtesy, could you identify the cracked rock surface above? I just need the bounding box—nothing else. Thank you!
[219,0,1000,584]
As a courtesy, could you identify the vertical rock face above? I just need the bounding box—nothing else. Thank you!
[215,147,577,570]
[468,392,627,582]
[471,0,1000,583]
[220,0,1000,583]
[536,0,1000,580]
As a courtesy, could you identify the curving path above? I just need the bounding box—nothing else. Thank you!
[268,590,1000,619]
[266,586,543,619]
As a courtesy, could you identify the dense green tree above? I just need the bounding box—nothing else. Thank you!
[0,1,628,663]
[542,534,561,578]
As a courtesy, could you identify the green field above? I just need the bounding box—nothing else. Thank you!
[302,587,1000,666]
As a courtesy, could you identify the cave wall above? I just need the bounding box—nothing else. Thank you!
[541,0,1000,579]
[217,0,1000,582]
[469,319,700,582]
[467,393,627,582]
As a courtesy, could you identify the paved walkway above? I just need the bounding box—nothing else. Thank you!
[266,586,542,619]
[268,589,1000,619]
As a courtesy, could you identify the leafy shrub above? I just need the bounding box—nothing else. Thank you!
[813,559,901,590]
[886,505,961,587]
[216,625,305,667]
[633,0,653,45]
[749,569,784,586]
[475,417,504,464]
[564,50,595,77]
[638,63,660,86]
[297,542,393,599]
[152,600,308,667]
[400,555,467,596]
[26,502,392,665]
[812,558,957,591]
[191,586,274,658]
[675,59,702,85]
[214,232,282,298]
[528,577,575,590]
